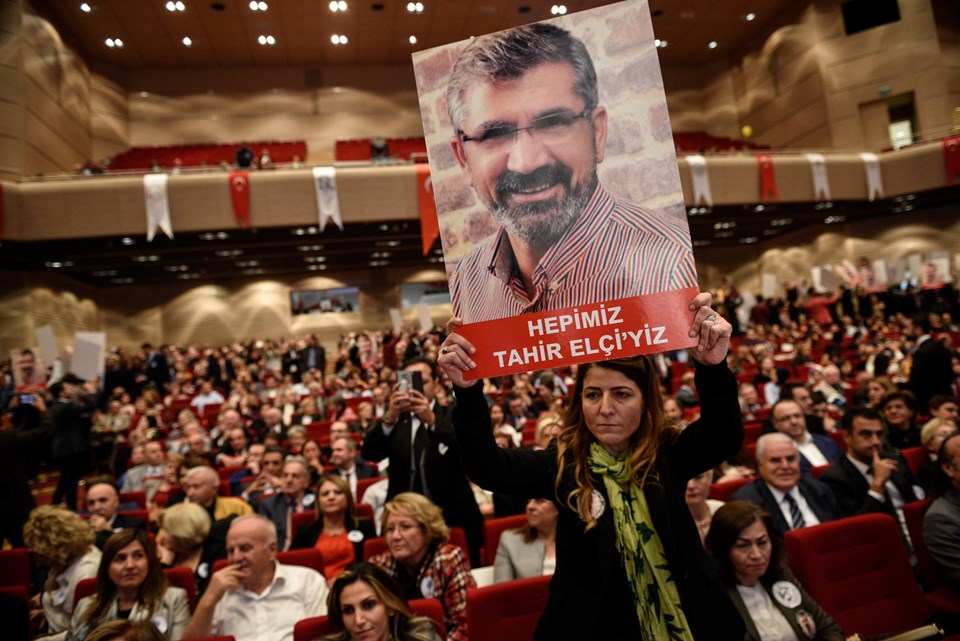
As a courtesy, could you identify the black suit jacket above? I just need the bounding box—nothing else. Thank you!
[819,454,919,518]
[908,337,953,410]
[361,403,483,566]
[730,477,840,536]
[299,345,326,375]
[0,413,52,547]
[454,362,746,641]
[49,393,96,459]
[291,514,376,564]
[95,513,147,549]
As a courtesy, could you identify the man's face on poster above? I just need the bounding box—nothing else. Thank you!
[451,61,608,246]
[18,351,36,379]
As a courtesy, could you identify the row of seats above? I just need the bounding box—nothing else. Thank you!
[109,140,307,170]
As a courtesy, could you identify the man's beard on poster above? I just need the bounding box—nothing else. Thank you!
[488,162,598,247]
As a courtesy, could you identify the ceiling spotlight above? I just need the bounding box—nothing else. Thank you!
[708,40,718,49]
[406,2,423,13]
[745,12,756,21]
[249,1,267,10]
[408,35,417,45]
[182,36,192,46]
[165,1,185,11]
[80,3,92,12]
[551,5,567,15]
[331,34,348,45]
[655,38,668,48]
[105,38,124,48]
[329,0,347,11]
[258,35,276,45]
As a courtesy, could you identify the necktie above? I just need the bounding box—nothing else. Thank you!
[783,492,806,530]
[411,424,428,495]
[285,498,301,551]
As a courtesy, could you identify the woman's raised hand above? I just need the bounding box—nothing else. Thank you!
[438,317,480,388]
[687,292,732,365]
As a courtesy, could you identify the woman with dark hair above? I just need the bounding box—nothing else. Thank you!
[322,562,440,641]
[69,529,189,641]
[438,293,745,640]
[302,438,325,485]
[291,474,376,582]
[83,620,165,641]
[705,501,843,641]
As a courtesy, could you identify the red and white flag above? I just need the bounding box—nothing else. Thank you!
[416,164,439,255]
[143,174,173,241]
[229,172,250,228]
[312,166,343,231]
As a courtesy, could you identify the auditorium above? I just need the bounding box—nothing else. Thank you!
[0,1,959,640]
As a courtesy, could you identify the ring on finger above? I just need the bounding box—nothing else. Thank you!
[706,314,717,323]
[440,347,450,355]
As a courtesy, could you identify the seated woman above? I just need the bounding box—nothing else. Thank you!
[291,474,376,582]
[368,493,476,641]
[302,438,325,485]
[69,529,189,641]
[83,619,165,641]
[918,418,957,492]
[685,470,724,544]
[705,501,844,641]
[322,562,441,641]
[23,506,102,640]
[155,502,223,597]
[493,499,558,583]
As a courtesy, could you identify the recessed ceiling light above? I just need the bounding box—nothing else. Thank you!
[258,35,276,45]
[249,1,267,10]
[329,0,347,11]
[550,4,567,15]
[80,3,92,12]
[655,38,668,48]
[331,34,348,45]
[105,38,124,48]
[408,35,417,45]
[121,237,135,245]
[708,40,718,49]
[165,1,185,11]
[406,2,423,14]
[182,36,192,46]
[745,12,756,21]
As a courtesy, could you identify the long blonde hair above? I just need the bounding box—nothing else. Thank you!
[555,356,677,531]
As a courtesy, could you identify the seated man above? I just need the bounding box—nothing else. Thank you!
[183,515,328,641]
[924,433,960,586]
[216,426,250,467]
[229,443,266,496]
[191,378,225,414]
[329,436,378,500]
[821,406,923,520]
[86,477,146,549]
[321,420,352,461]
[183,465,254,521]
[731,433,839,535]
[881,389,920,450]
[929,395,959,424]
[121,440,166,492]
[769,399,842,475]
[258,457,315,551]
[239,445,284,508]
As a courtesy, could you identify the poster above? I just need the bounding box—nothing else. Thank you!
[73,331,106,382]
[11,348,46,393]
[412,0,698,379]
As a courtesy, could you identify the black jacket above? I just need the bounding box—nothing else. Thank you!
[291,514,377,564]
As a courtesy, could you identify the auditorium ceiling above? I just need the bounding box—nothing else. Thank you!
[31,0,800,69]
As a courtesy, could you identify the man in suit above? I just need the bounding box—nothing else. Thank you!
[139,343,171,392]
[770,399,843,475]
[49,374,97,510]
[0,394,52,547]
[121,440,166,492]
[761,383,830,436]
[362,357,484,566]
[821,406,922,520]
[925,433,960,586]
[731,433,839,535]
[299,334,326,376]
[259,457,315,551]
[86,478,146,549]
[330,436,377,501]
[908,317,953,411]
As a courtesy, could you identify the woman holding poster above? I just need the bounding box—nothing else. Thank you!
[438,293,745,640]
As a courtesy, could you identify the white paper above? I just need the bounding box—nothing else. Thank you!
[761,273,778,299]
[417,305,433,333]
[34,325,57,366]
[389,309,403,335]
[72,332,106,381]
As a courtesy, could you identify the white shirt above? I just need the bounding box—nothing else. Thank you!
[42,546,102,637]
[794,432,829,467]
[736,583,799,641]
[210,562,328,641]
[766,484,821,529]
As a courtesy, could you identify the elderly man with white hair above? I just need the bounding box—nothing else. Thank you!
[183,514,328,641]
[730,433,840,535]
[183,465,254,521]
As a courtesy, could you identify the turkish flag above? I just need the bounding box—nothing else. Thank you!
[229,172,250,228]
[416,164,439,255]
[756,154,779,202]
[944,136,960,184]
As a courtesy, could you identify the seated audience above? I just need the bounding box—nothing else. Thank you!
[330,436,378,500]
[368,493,476,641]
[493,498,558,583]
[821,407,923,521]
[924,432,960,586]
[731,434,839,535]
[238,445,284,506]
[865,376,895,408]
[259,456,315,551]
[83,620,165,641]
[322,562,442,641]
[286,425,308,455]
[121,441,166,493]
[156,502,224,597]
[769,399,842,475]
[929,395,959,424]
[705,501,845,641]
[292,474,377,583]
[215,426,250,467]
[182,465,253,520]
[685,470,724,544]
[23,505,102,640]
[918,418,958,492]
[674,371,698,408]
[182,515,328,641]
[69,529,189,641]
[86,477,147,549]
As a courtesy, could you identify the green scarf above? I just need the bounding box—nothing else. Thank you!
[588,442,694,641]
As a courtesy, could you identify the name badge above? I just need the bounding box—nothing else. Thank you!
[347,529,364,543]
[419,577,435,599]
[589,490,606,520]
[772,581,802,608]
[302,494,316,507]
[152,616,169,634]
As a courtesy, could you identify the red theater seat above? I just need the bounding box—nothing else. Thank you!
[466,574,551,641]
[0,549,30,588]
[902,499,960,614]
[483,514,527,568]
[709,477,752,502]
